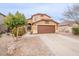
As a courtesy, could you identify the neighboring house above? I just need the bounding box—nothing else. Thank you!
[59,20,78,33]
[0,13,7,33]
[27,13,59,34]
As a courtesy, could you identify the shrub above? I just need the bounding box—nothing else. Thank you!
[0,32,3,37]
[0,34,1,37]
[72,27,79,35]
[12,26,26,37]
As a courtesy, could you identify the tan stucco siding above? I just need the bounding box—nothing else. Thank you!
[58,26,72,33]
[27,20,32,24]
[32,15,41,22]
[32,21,58,33]
[32,24,37,33]
[32,15,51,22]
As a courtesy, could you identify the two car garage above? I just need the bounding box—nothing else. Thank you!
[38,25,55,34]
[32,19,58,34]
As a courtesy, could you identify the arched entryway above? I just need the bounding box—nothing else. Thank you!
[27,23,32,34]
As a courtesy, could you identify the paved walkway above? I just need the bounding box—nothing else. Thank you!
[38,34,79,56]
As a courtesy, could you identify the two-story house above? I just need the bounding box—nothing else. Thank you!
[27,13,59,34]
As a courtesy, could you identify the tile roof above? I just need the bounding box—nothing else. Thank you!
[31,13,51,18]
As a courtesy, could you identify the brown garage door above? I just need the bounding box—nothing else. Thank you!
[38,25,55,33]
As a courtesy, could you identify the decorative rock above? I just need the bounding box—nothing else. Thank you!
[7,42,16,55]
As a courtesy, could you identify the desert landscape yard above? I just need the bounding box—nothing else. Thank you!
[0,34,53,56]
[0,33,79,56]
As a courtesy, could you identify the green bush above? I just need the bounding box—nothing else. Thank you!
[12,26,26,37]
[72,27,79,35]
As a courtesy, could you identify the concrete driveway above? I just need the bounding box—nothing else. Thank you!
[37,33,79,56]
[1,33,79,56]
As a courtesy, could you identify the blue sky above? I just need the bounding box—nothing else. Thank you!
[0,3,73,22]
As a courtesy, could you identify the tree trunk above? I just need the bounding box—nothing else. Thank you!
[17,27,18,40]
[16,27,19,41]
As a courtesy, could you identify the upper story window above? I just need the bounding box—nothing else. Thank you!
[33,16,40,21]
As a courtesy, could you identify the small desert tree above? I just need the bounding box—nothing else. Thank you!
[63,4,79,24]
[62,4,79,35]
[4,13,14,32]
[4,11,26,40]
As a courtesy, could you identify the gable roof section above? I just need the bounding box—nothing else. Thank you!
[27,13,59,25]
[32,19,59,25]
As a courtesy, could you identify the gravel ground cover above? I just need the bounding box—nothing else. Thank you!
[0,34,53,56]
[57,32,79,40]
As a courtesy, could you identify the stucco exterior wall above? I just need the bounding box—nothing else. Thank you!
[32,15,51,22]
[32,20,58,33]
[58,26,72,33]
[0,14,7,33]
[32,15,41,22]
[0,15,5,24]
[27,19,32,24]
